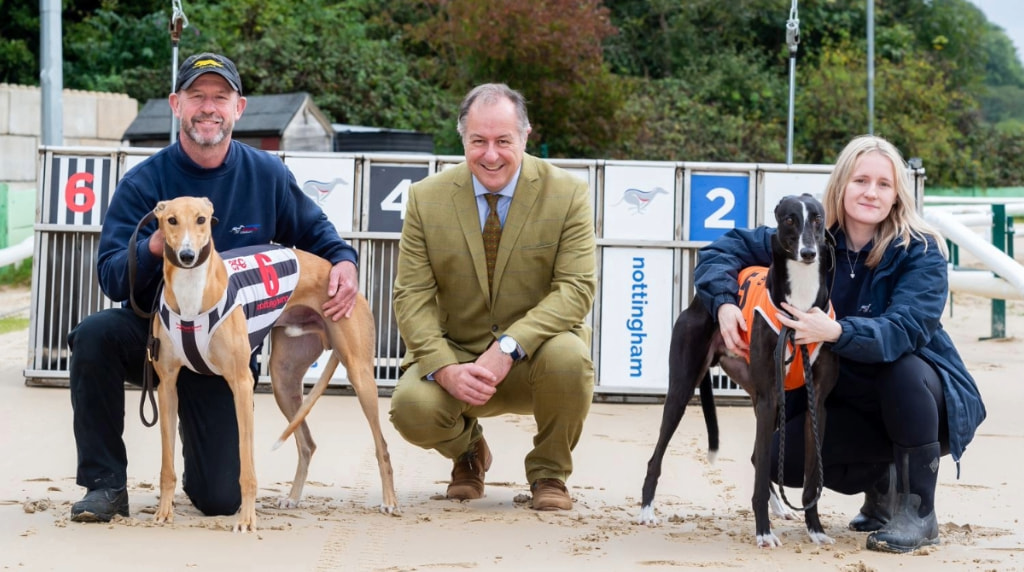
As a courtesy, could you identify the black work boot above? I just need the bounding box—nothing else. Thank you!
[849,464,896,532]
[70,487,130,522]
[866,443,940,553]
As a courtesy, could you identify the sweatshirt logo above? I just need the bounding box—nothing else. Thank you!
[231,224,261,235]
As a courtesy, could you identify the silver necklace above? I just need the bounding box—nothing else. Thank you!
[845,248,860,279]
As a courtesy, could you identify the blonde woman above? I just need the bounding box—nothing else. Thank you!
[694,135,986,553]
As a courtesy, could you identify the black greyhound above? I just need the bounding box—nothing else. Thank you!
[637,193,839,548]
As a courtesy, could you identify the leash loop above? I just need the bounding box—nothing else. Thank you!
[127,208,164,428]
[773,325,826,512]
[140,337,161,428]
[128,210,160,319]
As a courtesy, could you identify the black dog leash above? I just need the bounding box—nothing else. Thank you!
[774,325,825,512]
[127,209,162,428]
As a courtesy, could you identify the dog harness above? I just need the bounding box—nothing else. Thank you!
[736,266,835,391]
[158,244,300,376]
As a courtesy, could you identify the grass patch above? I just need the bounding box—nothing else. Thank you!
[0,258,32,287]
[0,316,29,334]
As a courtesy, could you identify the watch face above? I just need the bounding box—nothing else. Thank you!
[500,336,516,353]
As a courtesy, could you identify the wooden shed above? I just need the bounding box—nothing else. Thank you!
[121,92,334,151]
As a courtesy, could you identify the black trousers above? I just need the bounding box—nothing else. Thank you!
[69,307,256,516]
[771,353,949,495]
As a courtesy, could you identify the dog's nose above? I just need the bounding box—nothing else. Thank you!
[179,249,196,265]
[799,247,817,262]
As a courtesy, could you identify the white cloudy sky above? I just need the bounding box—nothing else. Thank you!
[970,0,1024,59]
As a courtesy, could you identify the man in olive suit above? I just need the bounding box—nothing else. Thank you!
[390,83,596,511]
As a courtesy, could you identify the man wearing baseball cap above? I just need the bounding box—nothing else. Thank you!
[67,52,363,524]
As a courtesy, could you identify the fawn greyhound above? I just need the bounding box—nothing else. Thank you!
[638,193,839,547]
[147,196,397,532]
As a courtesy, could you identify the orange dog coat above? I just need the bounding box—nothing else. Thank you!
[736,266,834,391]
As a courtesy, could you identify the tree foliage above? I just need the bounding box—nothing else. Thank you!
[402,0,627,157]
[176,0,455,138]
[796,40,978,184]
[3,0,1023,186]
[1,0,43,85]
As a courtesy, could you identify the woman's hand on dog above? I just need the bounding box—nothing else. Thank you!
[717,303,749,359]
[777,302,842,344]
[323,260,360,320]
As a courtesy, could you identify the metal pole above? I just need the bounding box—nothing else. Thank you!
[867,0,875,135]
[785,2,800,165]
[986,204,1008,340]
[787,57,796,165]
[169,0,189,144]
[39,0,63,146]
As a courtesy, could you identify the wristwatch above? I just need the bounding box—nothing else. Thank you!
[498,335,522,361]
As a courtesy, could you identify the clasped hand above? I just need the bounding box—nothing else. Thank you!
[435,343,513,406]
[776,302,842,345]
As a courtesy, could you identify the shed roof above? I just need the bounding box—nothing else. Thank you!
[332,123,434,153]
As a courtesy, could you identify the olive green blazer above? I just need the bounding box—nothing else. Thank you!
[393,154,597,378]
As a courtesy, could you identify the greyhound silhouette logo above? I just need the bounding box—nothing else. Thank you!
[614,187,669,214]
[301,177,348,205]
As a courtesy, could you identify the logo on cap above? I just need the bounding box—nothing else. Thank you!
[191,59,225,70]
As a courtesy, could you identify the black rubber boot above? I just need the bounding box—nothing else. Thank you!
[849,464,896,532]
[866,443,940,553]
[70,487,130,522]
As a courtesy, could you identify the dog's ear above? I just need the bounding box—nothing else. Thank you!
[824,229,837,271]
[202,197,217,225]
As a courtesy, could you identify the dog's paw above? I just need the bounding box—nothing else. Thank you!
[756,531,782,548]
[233,517,257,533]
[153,512,174,525]
[276,497,299,509]
[154,502,175,525]
[379,504,401,517]
[636,505,659,526]
[807,529,835,545]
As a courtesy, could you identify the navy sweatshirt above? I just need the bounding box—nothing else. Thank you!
[97,140,358,313]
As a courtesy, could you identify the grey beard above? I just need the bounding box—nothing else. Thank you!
[185,123,227,148]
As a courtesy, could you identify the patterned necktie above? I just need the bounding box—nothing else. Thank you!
[483,193,502,289]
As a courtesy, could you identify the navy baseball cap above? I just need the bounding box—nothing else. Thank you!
[175,52,243,94]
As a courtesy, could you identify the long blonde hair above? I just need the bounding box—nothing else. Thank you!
[823,135,947,267]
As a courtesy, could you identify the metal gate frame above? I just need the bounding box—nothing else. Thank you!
[24,145,927,402]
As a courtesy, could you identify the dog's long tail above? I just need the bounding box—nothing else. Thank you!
[271,352,339,450]
[698,371,720,464]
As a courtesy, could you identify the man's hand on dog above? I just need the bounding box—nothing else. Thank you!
[777,302,842,344]
[323,260,359,320]
[435,344,511,406]
[717,303,749,359]
[147,230,165,256]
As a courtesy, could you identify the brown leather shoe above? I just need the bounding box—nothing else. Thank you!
[530,478,572,511]
[446,437,492,500]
